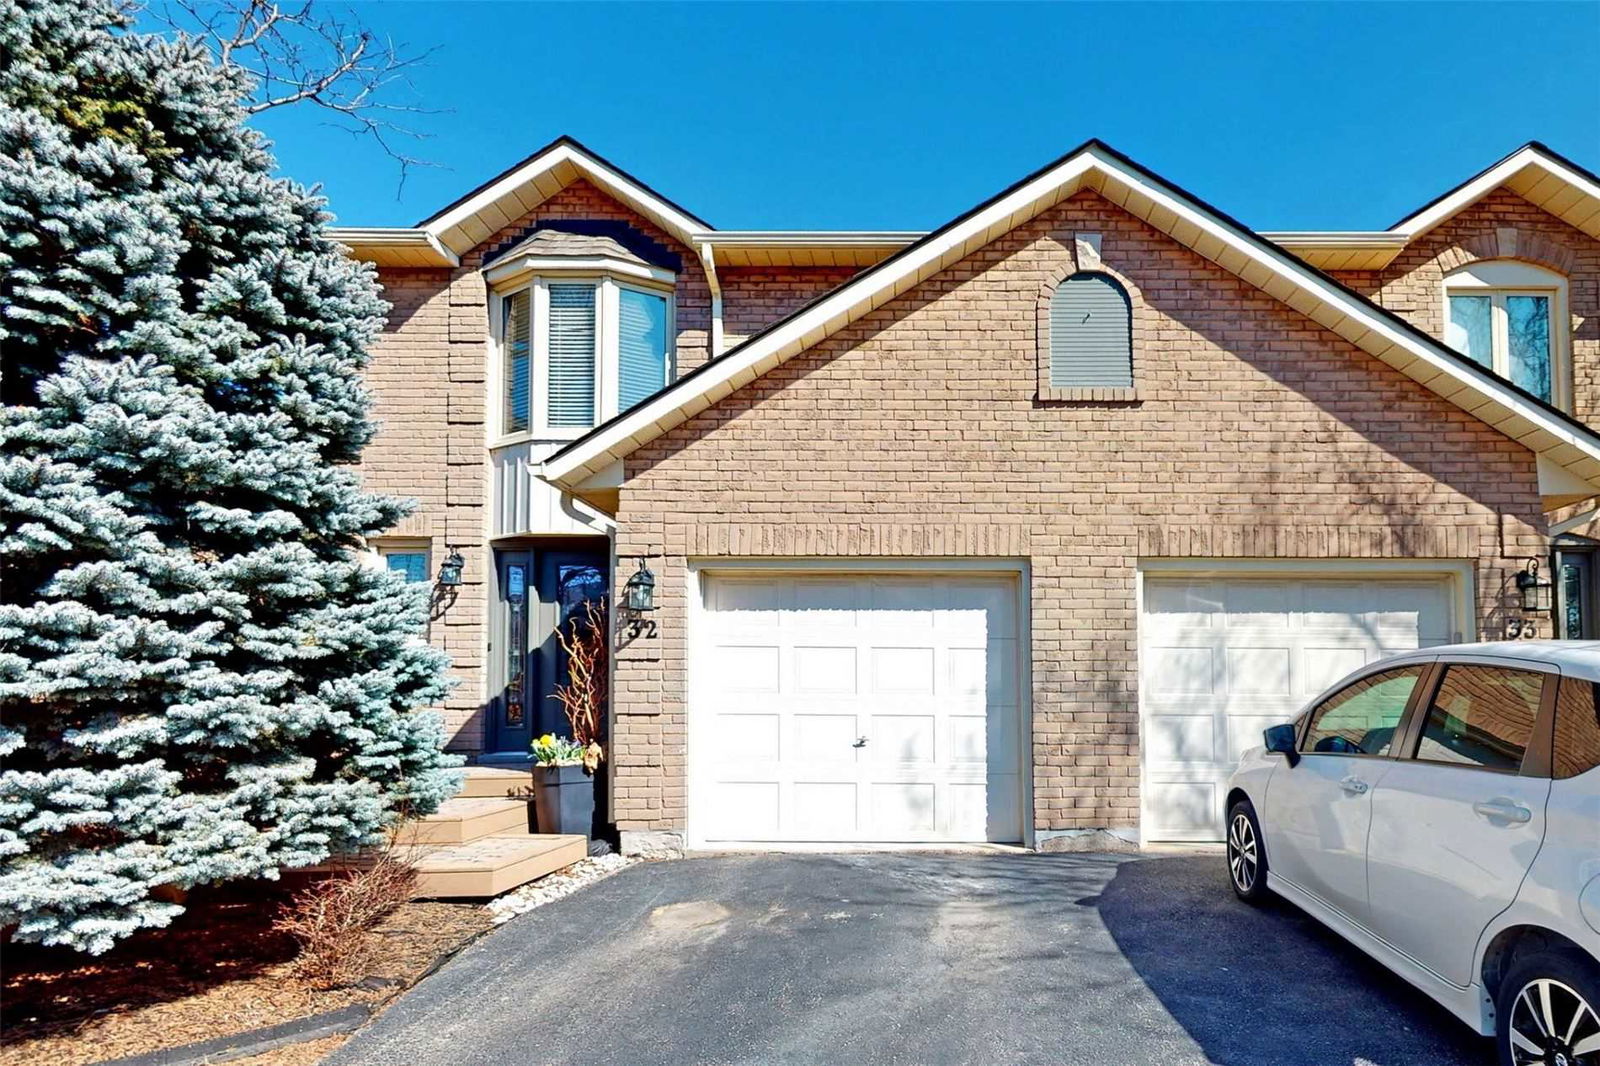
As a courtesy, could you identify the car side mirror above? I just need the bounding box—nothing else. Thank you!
[1263,723,1300,768]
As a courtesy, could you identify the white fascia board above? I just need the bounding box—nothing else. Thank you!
[543,144,1600,489]
[1260,231,1408,247]
[696,231,926,246]
[328,227,460,266]
[541,152,1102,485]
[1392,146,1600,240]
[424,142,707,253]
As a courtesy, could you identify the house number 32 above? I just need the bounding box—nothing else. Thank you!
[625,618,658,639]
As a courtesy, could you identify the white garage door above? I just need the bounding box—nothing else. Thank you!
[691,573,1024,845]
[1140,573,1457,842]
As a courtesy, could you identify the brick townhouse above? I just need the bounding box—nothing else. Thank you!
[333,138,1600,855]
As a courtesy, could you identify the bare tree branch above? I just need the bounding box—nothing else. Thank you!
[151,0,445,195]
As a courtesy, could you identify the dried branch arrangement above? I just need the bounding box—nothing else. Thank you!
[550,598,608,773]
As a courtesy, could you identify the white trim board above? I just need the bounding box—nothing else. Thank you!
[542,142,1600,500]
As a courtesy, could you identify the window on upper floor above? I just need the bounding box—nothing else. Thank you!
[1443,260,1569,408]
[496,275,673,440]
[1049,272,1133,389]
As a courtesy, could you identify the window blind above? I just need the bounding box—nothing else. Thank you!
[503,290,531,433]
[618,288,669,413]
[546,282,597,427]
[1050,273,1133,388]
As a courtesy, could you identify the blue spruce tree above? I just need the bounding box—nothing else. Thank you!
[0,0,460,953]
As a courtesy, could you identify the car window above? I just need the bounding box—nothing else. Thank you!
[1554,677,1600,779]
[1301,666,1424,756]
[1415,665,1544,772]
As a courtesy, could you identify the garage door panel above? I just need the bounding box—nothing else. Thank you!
[1146,646,1216,694]
[695,573,1023,844]
[871,715,936,763]
[713,645,781,692]
[1141,572,1457,842]
[870,645,936,693]
[792,782,858,835]
[793,645,857,693]
[1223,645,1291,694]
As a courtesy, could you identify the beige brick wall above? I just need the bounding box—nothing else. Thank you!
[1330,187,1600,426]
[610,188,1549,836]
[721,266,862,348]
[358,267,490,749]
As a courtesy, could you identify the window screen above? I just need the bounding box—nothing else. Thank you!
[1416,666,1544,772]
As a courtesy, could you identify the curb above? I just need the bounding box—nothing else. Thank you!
[89,1003,373,1066]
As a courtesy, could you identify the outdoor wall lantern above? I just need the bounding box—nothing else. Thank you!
[1517,558,1553,613]
[623,558,656,614]
[435,548,466,588]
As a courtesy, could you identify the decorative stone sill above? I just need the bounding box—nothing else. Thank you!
[1038,386,1140,403]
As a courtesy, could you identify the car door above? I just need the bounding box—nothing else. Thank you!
[1365,659,1555,988]
[1265,662,1430,924]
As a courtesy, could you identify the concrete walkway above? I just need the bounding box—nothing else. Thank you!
[329,852,1489,1065]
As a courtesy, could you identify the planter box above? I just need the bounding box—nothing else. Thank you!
[531,764,594,839]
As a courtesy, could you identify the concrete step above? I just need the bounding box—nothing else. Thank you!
[396,797,529,846]
[408,833,587,898]
[457,765,534,799]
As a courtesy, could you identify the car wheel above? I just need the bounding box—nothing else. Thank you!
[1225,799,1269,904]
[1497,945,1600,1066]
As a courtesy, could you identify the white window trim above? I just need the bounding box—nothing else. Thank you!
[489,269,675,446]
[1443,261,1571,411]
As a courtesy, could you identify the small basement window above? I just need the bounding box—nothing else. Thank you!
[1049,272,1133,389]
[379,546,430,583]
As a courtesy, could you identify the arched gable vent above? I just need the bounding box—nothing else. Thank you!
[1049,272,1133,388]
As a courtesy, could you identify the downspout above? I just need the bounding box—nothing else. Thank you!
[698,241,723,358]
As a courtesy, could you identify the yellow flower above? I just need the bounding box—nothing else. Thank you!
[537,734,556,747]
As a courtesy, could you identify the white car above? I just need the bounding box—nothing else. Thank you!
[1226,640,1600,1066]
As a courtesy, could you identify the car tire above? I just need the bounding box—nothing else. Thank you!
[1495,943,1600,1066]
[1225,799,1269,904]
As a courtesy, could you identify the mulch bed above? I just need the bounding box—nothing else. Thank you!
[1,877,493,1066]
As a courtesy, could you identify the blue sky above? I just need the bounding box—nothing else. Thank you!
[218,2,1600,233]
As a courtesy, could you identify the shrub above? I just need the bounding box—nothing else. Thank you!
[273,851,418,989]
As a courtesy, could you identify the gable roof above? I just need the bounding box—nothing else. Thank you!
[419,135,710,259]
[1390,141,1600,242]
[541,139,1600,505]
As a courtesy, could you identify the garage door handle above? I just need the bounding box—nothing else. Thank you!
[1339,776,1369,795]
[1473,800,1532,824]
[853,736,868,748]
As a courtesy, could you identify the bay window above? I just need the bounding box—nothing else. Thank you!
[495,273,674,439]
[1443,261,1569,408]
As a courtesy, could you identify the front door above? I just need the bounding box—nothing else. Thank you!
[1556,538,1598,639]
[1365,662,1553,986]
[489,546,608,754]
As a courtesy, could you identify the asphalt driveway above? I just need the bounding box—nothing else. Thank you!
[329,852,1492,1066]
